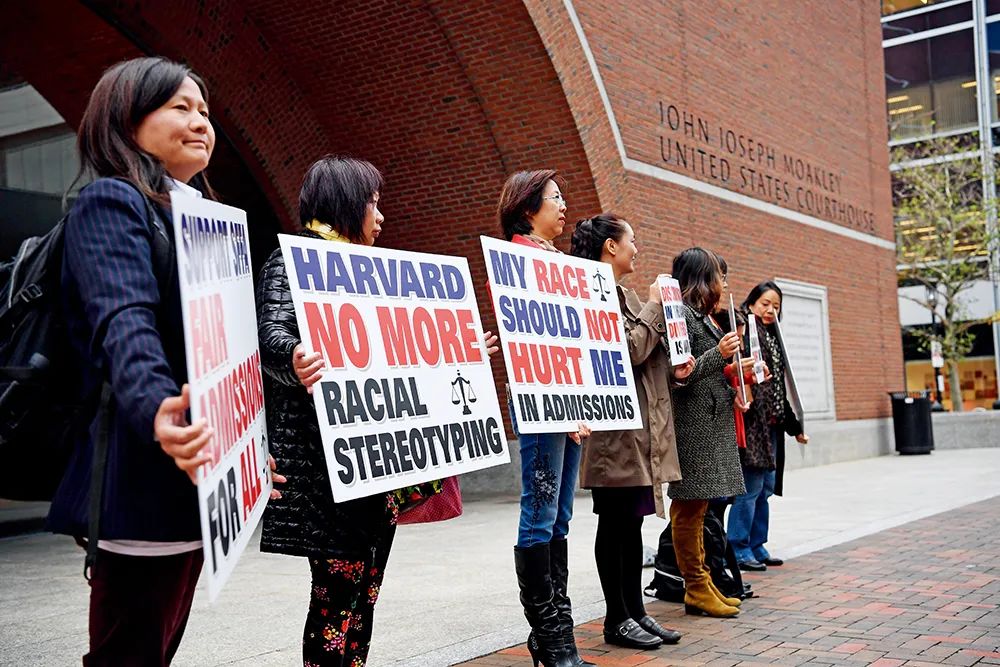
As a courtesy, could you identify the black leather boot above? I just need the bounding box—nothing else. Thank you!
[549,538,595,666]
[515,544,576,667]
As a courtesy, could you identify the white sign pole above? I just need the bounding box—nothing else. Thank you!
[172,192,271,602]
[729,294,747,405]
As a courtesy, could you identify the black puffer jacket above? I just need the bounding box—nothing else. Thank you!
[257,229,396,559]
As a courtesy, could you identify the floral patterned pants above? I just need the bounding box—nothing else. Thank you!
[302,532,395,667]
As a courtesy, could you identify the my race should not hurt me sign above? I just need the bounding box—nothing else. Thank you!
[480,236,642,434]
[172,192,271,602]
[279,235,509,503]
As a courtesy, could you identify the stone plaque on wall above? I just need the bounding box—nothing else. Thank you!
[775,279,836,421]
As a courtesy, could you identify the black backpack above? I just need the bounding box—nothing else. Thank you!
[0,178,172,502]
[644,506,751,602]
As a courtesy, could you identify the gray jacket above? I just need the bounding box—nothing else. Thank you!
[667,304,746,501]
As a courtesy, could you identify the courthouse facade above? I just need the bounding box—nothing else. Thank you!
[0,1,897,477]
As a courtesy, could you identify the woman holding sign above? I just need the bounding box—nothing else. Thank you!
[729,281,809,572]
[46,57,286,664]
[496,169,593,667]
[570,214,691,650]
[667,248,747,618]
[257,156,399,667]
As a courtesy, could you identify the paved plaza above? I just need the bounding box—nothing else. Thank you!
[463,497,1000,667]
[1,448,999,666]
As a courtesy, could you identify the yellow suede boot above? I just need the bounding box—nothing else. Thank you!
[670,500,739,618]
[696,528,742,608]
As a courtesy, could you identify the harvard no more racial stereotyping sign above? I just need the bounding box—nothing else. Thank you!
[278,234,509,503]
[480,236,642,434]
[172,192,271,603]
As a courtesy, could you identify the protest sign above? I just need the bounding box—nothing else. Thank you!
[172,192,271,602]
[481,236,642,434]
[279,235,508,503]
[656,275,692,366]
[774,319,805,430]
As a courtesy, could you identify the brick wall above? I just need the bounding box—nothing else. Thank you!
[0,0,899,420]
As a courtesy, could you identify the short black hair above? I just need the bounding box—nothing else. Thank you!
[497,169,562,240]
[742,280,784,322]
[299,155,383,243]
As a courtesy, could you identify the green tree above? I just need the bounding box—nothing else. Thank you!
[892,137,999,411]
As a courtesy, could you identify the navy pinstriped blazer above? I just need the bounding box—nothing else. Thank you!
[46,178,200,541]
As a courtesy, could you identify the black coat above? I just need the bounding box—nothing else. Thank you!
[257,230,395,559]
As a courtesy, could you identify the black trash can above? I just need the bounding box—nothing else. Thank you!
[887,391,935,455]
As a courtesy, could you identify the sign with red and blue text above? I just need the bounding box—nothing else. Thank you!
[279,234,508,502]
[481,236,642,434]
[173,192,271,603]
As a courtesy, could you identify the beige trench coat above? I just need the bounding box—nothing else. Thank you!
[579,285,682,518]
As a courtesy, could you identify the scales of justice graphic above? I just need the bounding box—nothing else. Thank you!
[592,270,611,302]
[451,371,477,415]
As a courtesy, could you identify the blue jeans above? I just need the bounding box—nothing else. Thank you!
[511,402,580,548]
[727,428,779,563]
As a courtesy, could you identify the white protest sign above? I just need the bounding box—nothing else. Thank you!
[279,234,508,502]
[481,236,642,434]
[656,275,692,366]
[172,192,271,603]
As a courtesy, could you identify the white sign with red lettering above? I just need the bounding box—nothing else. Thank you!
[656,275,692,366]
[481,235,642,434]
[279,234,508,503]
[172,192,271,603]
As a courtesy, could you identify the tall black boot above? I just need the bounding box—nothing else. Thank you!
[515,543,575,667]
[549,538,595,666]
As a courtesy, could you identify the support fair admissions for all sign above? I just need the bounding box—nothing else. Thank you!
[481,236,642,434]
[279,235,509,503]
[172,192,271,603]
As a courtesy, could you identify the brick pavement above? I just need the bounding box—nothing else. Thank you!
[460,498,1000,666]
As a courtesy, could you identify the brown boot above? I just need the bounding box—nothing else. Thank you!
[708,579,742,607]
[695,529,742,608]
[670,500,739,618]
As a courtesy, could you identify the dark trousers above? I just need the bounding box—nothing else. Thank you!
[303,526,396,667]
[84,549,203,666]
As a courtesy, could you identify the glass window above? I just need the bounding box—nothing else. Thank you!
[988,23,1000,122]
[885,29,978,141]
[883,0,957,17]
[988,0,1000,16]
[1,128,79,195]
[883,4,972,40]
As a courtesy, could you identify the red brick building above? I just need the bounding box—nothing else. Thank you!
[0,1,898,472]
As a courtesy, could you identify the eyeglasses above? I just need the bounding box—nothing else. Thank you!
[543,193,566,206]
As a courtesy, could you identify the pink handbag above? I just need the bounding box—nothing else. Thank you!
[397,476,463,525]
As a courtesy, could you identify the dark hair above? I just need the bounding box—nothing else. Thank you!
[672,247,723,315]
[742,280,784,322]
[74,57,216,204]
[569,213,628,260]
[497,169,562,240]
[299,155,384,243]
[713,252,729,277]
